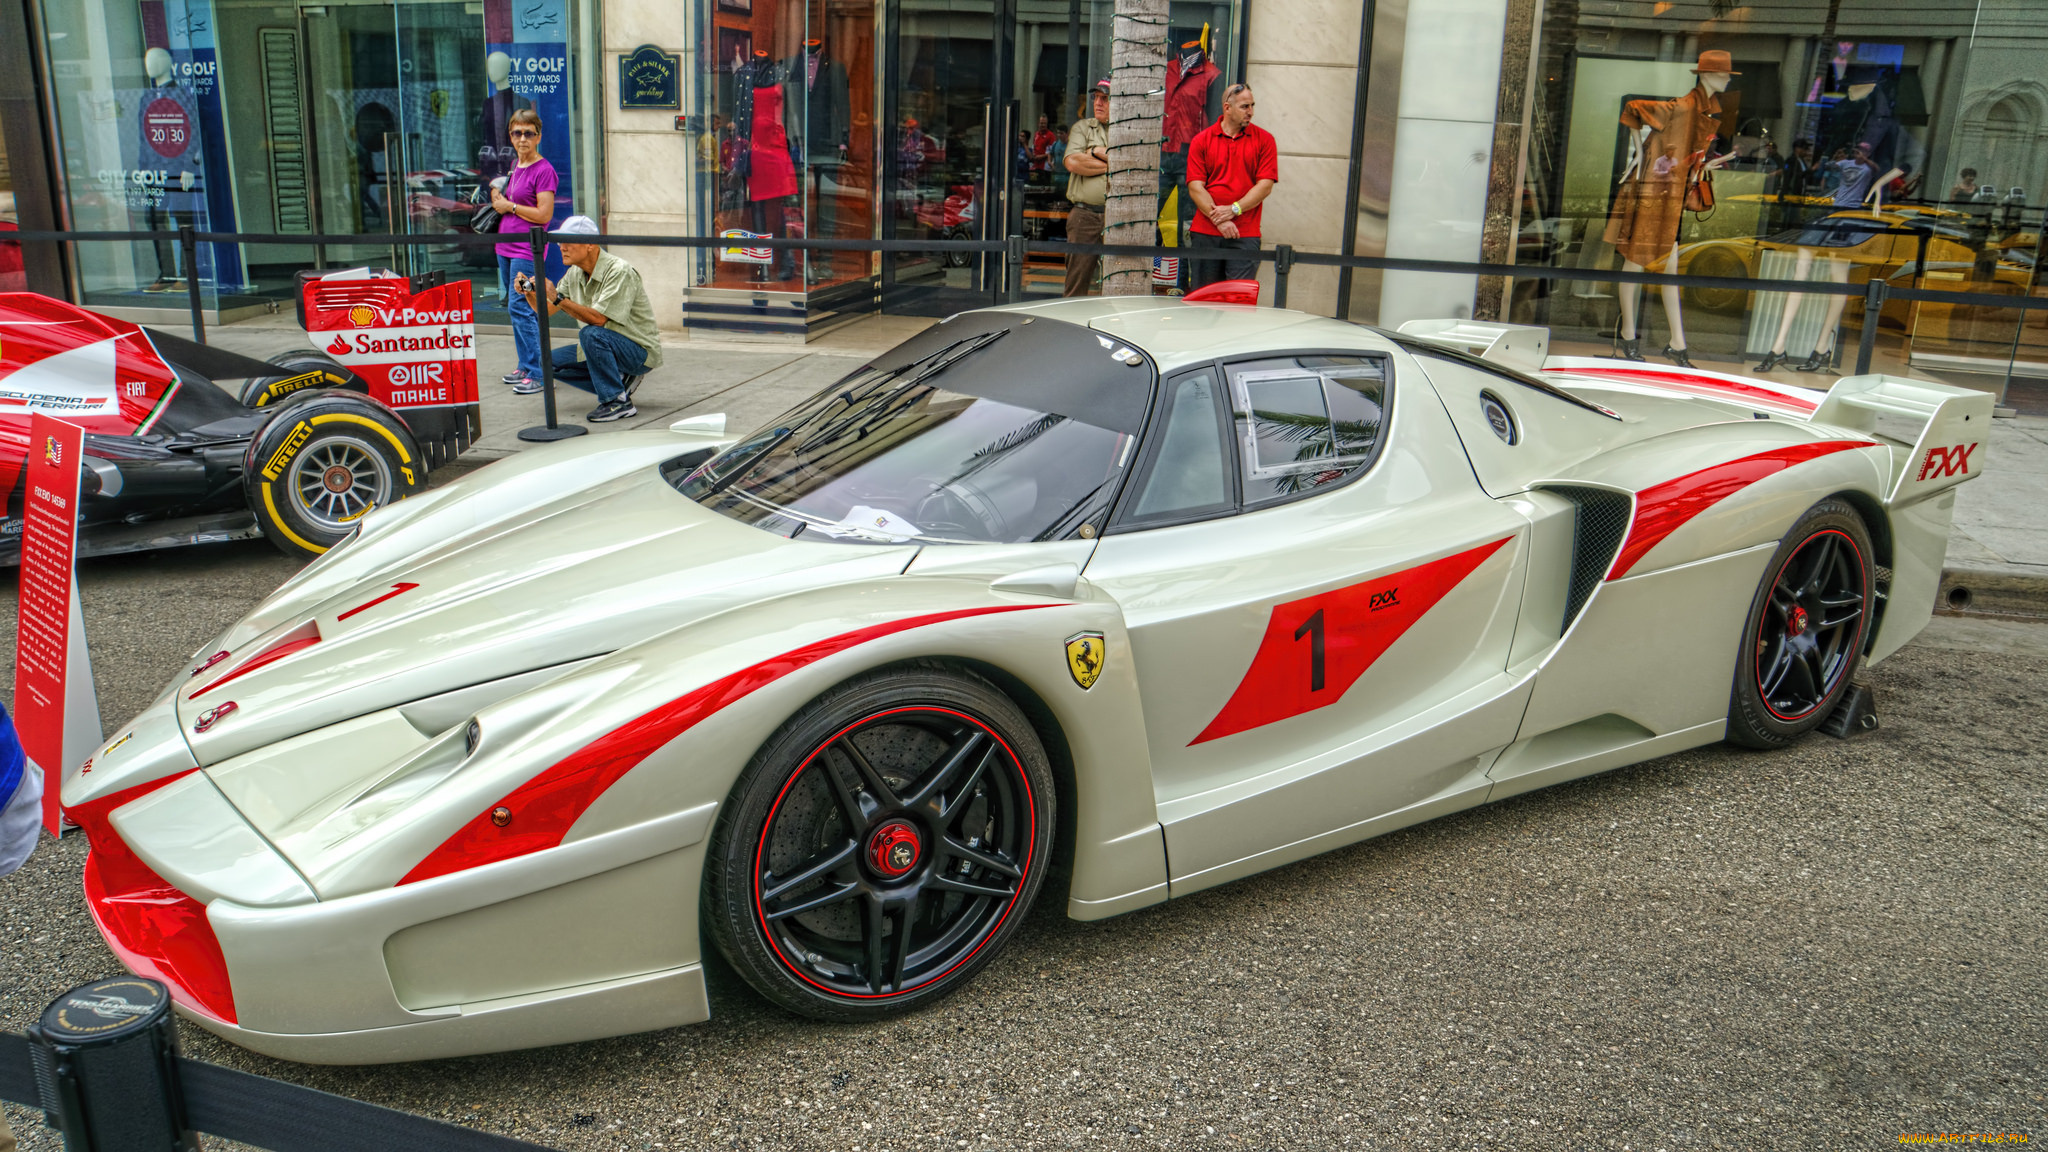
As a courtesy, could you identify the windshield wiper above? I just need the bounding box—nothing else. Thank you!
[799,330,1011,453]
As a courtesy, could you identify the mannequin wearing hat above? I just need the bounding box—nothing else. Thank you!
[1752,63,1921,373]
[1602,50,1737,368]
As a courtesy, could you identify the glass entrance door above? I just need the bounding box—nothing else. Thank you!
[301,3,403,266]
[877,0,1240,309]
[879,0,1009,314]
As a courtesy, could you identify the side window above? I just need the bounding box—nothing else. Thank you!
[1227,355,1388,506]
[1121,369,1232,525]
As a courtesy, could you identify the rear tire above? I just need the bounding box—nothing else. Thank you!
[242,392,425,560]
[239,351,364,409]
[704,664,1055,1022]
[1726,498,1874,748]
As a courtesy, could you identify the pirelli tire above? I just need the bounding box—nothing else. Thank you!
[705,664,1056,1023]
[239,350,365,409]
[243,392,426,560]
[1725,497,1875,749]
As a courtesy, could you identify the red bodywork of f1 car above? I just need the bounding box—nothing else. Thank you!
[0,268,478,562]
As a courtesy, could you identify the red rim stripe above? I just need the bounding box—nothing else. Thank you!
[1609,440,1876,581]
[399,604,1051,886]
[753,705,1035,999]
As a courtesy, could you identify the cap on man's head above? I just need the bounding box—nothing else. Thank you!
[558,215,600,237]
[1094,78,1111,93]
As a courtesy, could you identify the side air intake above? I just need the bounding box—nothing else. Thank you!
[1542,484,1632,633]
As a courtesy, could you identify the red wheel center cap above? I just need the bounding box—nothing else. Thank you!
[868,821,921,878]
[1788,605,1809,637]
[322,465,354,493]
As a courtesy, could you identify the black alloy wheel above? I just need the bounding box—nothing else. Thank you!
[1727,498,1874,748]
[706,666,1054,1020]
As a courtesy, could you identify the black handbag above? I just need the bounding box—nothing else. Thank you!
[468,184,501,235]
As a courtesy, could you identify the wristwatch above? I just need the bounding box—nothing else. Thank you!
[1231,202,1243,216]
[549,293,564,309]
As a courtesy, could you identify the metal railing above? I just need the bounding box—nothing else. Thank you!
[12,222,2046,389]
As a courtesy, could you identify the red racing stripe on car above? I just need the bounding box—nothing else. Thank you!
[1607,440,1876,581]
[1191,536,1514,745]
[398,603,1052,886]
[1551,366,1820,413]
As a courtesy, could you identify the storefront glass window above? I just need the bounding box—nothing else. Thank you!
[1511,0,2045,383]
[684,0,1241,315]
[39,0,599,319]
[689,0,878,295]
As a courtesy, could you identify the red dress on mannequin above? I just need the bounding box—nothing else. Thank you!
[749,85,799,202]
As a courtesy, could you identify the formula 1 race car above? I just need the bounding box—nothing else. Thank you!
[67,298,1987,1064]
[0,269,477,563]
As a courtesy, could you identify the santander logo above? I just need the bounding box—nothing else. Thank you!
[327,336,352,356]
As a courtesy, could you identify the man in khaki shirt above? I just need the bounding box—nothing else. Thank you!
[1061,79,1111,296]
[519,215,664,422]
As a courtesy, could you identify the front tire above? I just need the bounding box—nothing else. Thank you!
[705,665,1055,1022]
[1726,498,1874,748]
[242,392,426,560]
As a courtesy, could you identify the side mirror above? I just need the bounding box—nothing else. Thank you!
[670,412,727,435]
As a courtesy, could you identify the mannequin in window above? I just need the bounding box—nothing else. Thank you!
[731,51,799,281]
[783,38,848,284]
[477,51,533,184]
[139,46,200,292]
[1601,50,1736,368]
[1753,64,1919,372]
[1162,27,1219,286]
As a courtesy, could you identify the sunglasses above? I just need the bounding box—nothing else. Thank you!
[510,129,539,139]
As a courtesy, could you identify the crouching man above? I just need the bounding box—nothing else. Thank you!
[516,215,663,422]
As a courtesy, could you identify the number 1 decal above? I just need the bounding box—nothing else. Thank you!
[1294,608,1326,692]
[1190,536,1513,745]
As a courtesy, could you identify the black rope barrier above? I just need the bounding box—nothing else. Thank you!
[7,225,2043,373]
[0,1027,561,1152]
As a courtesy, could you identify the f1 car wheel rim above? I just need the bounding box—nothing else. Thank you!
[1754,528,1865,722]
[288,436,391,532]
[753,706,1034,1000]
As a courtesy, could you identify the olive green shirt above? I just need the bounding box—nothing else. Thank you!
[1065,117,1109,207]
[559,250,663,369]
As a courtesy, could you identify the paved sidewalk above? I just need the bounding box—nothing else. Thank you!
[208,311,2044,607]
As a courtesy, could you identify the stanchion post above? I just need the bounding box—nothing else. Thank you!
[1273,244,1294,309]
[26,976,198,1151]
[1854,278,1888,376]
[1006,235,1025,303]
[180,225,205,345]
[518,225,586,443]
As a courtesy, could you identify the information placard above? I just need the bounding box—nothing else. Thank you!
[15,414,85,833]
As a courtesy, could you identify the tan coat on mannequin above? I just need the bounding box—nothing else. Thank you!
[1602,51,1737,367]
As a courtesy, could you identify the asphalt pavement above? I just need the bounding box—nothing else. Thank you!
[0,531,2043,1149]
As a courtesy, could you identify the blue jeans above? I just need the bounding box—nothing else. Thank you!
[497,254,541,379]
[552,325,650,405]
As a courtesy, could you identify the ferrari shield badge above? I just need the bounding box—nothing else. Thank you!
[1065,631,1106,690]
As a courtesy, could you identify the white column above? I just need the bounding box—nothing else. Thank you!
[1376,0,1509,328]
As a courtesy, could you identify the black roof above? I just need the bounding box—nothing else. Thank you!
[863,310,1157,434]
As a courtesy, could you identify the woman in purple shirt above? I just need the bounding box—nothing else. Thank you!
[491,108,558,389]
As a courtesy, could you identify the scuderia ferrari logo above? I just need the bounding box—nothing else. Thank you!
[1065,631,1105,690]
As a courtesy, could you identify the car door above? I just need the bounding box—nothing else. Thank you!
[1082,350,1534,896]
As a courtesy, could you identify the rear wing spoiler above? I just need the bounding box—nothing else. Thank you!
[1810,374,1993,506]
[1395,319,1549,374]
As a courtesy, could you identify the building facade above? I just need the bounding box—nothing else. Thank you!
[4,0,2042,369]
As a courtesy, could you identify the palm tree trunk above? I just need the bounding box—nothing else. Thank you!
[1102,0,1170,295]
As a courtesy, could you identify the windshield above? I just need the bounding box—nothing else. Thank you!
[674,332,1136,544]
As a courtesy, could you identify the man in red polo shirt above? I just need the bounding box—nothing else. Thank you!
[1185,84,1278,291]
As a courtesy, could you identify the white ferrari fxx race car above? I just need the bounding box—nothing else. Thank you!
[65,298,1987,1063]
